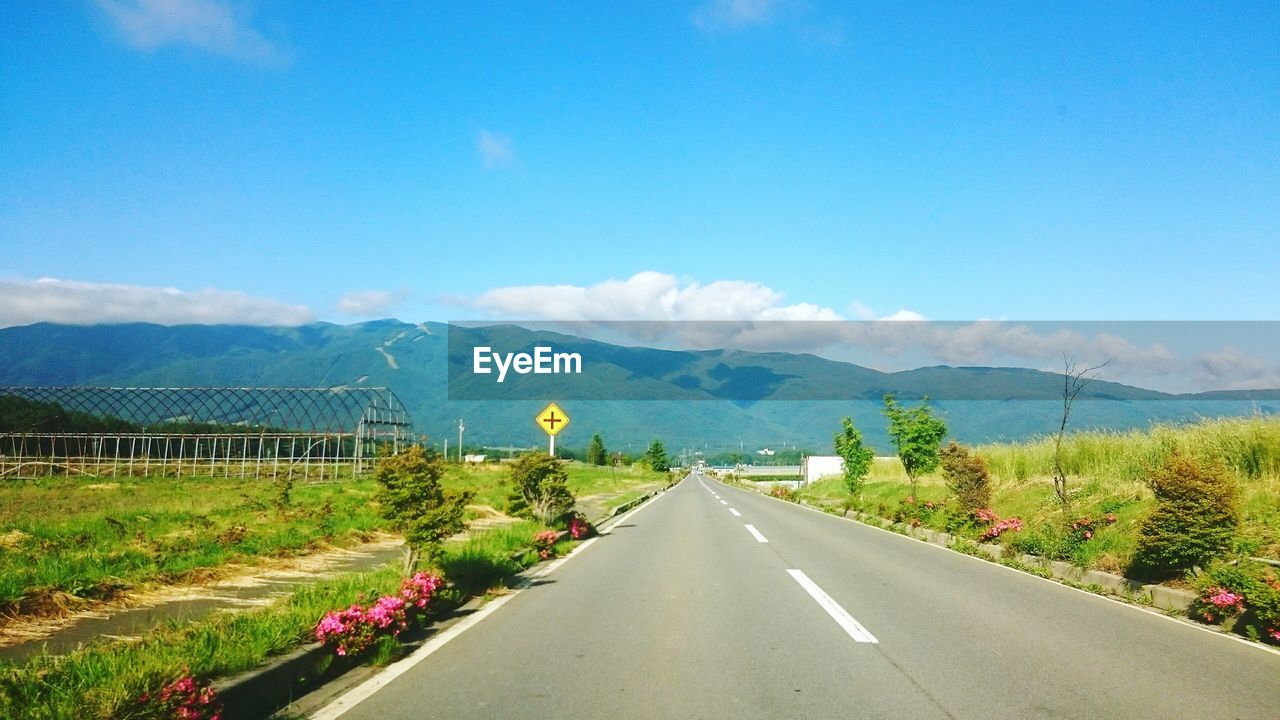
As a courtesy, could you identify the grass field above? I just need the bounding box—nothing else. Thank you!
[792,417,1280,573]
[0,519,580,720]
[0,458,667,620]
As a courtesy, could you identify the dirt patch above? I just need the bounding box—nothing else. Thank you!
[0,529,29,550]
[0,534,404,651]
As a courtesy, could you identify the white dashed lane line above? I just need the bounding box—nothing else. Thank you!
[787,569,878,644]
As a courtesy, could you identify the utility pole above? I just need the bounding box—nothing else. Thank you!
[458,419,465,463]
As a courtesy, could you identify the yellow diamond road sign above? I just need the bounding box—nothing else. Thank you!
[536,402,569,437]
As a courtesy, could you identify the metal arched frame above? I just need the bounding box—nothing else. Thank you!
[0,387,416,480]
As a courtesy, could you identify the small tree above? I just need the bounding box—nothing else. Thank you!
[1052,356,1109,507]
[508,452,575,523]
[373,445,473,573]
[882,394,948,498]
[833,417,874,500]
[587,433,608,466]
[939,442,991,512]
[1132,452,1239,576]
[644,439,670,472]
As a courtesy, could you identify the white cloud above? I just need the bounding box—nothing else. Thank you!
[470,271,841,321]
[94,0,287,65]
[0,278,313,327]
[1194,347,1280,390]
[337,290,406,317]
[880,309,927,322]
[692,0,778,31]
[476,129,514,169]
[848,301,927,322]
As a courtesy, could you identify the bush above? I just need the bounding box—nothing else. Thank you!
[1131,452,1239,576]
[769,485,795,501]
[939,442,991,512]
[374,446,473,572]
[1191,560,1280,643]
[507,453,575,523]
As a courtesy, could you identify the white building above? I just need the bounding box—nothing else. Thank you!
[800,455,844,485]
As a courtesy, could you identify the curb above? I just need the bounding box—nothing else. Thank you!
[215,483,675,719]
[744,485,1197,612]
[844,510,1196,611]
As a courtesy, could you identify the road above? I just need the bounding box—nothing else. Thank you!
[315,473,1280,719]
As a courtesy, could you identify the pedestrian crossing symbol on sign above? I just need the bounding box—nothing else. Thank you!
[535,403,569,437]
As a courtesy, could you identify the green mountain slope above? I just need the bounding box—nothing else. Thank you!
[1,321,1275,454]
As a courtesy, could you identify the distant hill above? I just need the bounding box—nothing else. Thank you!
[1,321,1276,455]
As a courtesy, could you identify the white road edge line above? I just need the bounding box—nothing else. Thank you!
[725,477,1280,659]
[729,508,741,517]
[309,481,676,719]
[744,524,769,543]
[787,569,879,644]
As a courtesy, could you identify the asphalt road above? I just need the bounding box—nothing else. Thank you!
[316,473,1280,719]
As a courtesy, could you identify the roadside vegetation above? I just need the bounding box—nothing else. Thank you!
[0,455,667,622]
[787,414,1280,644]
[0,446,640,719]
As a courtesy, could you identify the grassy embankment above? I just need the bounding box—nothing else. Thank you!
[788,417,1280,573]
[0,521,582,720]
[0,460,667,620]
[0,460,667,719]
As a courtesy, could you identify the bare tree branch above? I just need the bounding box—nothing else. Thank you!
[1053,355,1110,507]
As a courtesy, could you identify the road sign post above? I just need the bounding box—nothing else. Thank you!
[535,402,569,457]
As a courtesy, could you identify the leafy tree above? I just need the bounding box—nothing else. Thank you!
[1132,452,1239,576]
[508,452,575,523]
[833,417,874,498]
[644,439,670,472]
[373,445,473,572]
[587,433,608,466]
[939,442,991,512]
[882,394,948,497]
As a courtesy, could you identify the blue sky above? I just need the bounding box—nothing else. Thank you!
[2,1,1278,329]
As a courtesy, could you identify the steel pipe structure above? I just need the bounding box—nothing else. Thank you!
[0,387,415,480]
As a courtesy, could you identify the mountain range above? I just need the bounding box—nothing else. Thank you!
[0,320,1275,455]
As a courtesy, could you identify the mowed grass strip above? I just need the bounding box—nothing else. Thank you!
[791,417,1280,572]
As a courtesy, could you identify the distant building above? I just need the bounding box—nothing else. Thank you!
[756,448,775,456]
[464,454,487,463]
[801,455,844,485]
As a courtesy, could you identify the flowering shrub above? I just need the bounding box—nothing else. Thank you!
[533,530,560,560]
[315,604,379,657]
[1067,514,1117,544]
[135,670,222,720]
[892,496,941,527]
[1190,587,1245,624]
[967,508,1023,542]
[316,572,444,657]
[400,571,444,609]
[568,515,592,540]
[973,508,998,524]
[980,517,1024,542]
[1189,561,1280,644]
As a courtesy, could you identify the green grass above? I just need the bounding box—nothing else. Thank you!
[0,476,389,615]
[0,511,584,720]
[442,460,668,519]
[0,565,406,720]
[793,417,1280,573]
[0,459,663,618]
